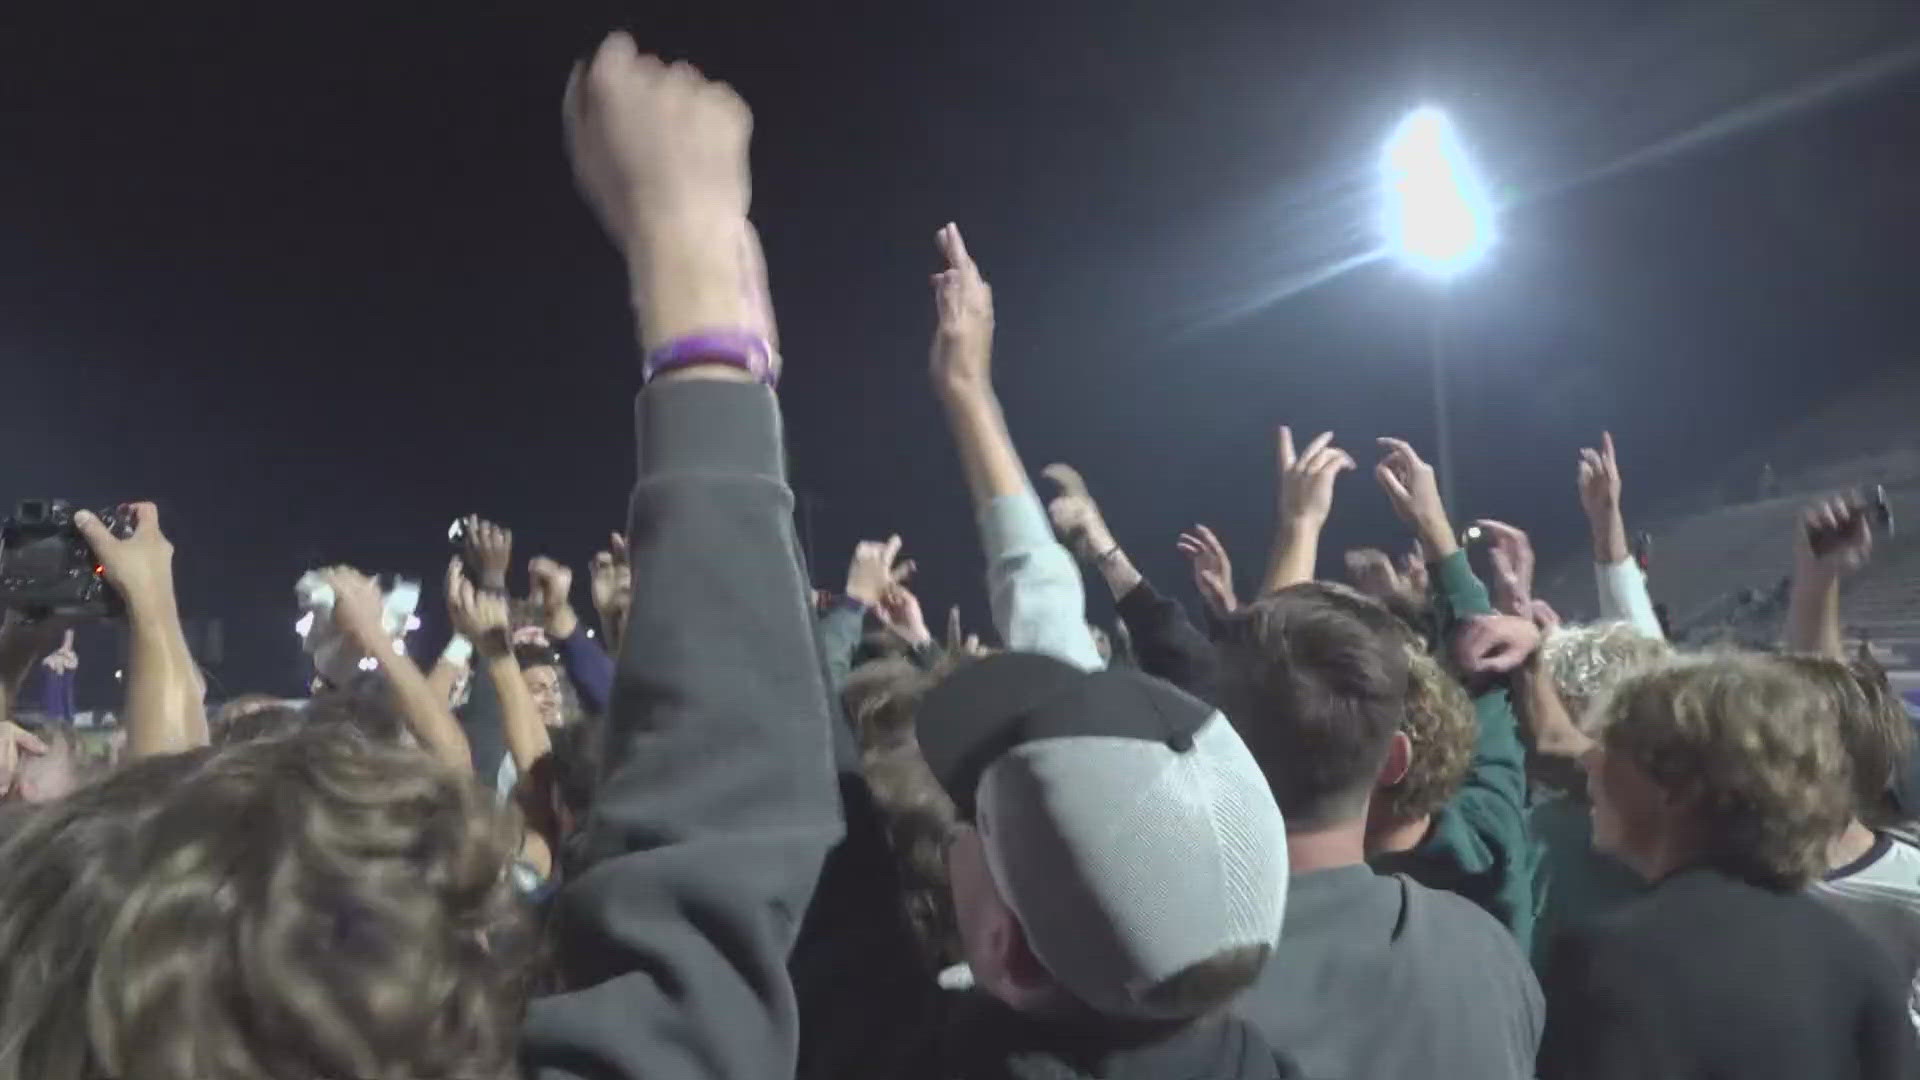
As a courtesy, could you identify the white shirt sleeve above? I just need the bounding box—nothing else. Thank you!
[1595,557,1665,640]
[980,491,1106,671]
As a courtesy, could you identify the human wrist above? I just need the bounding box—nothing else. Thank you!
[1591,513,1629,565]
[1098,549,1144,599]
[652,364,757,386]
[934,368,994,406]
[478,570,508,592]
[1416,518,1459,560]
[124,584,181,629]
[471,627,513,661]
[546,606,580,642]
[624,212,763,356]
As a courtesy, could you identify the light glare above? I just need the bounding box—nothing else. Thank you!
[1380,106,1494,278]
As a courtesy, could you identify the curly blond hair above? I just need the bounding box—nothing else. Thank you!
[0,725,534,1080]
[1375,646,1475,829]
[1542,620,1672,723]
[1592,651,1853,889]
[1771,654,1915,826]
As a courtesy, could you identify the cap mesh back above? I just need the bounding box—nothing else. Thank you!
[977,711,1286,1018]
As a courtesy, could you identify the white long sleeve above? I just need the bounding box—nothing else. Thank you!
[1595,557,1665,640]
[980,491,1106,671]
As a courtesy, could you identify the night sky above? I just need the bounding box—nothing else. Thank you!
[4,2,1919,701]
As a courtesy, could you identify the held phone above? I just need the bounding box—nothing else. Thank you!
[1807,485,1894,557]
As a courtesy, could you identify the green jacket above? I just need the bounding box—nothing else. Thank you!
[1374,550,1539,948]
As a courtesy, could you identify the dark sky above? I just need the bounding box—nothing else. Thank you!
[4,1,1918,699]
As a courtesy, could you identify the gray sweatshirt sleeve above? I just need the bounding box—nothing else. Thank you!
[980,490,1104,671]
[520,378,841,1080]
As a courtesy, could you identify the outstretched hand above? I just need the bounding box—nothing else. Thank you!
[846,536,915,609]
[1578,432,1623,526]
[1178,526,1239,618]
[1277,427,1355,534]
[1796,492,1875,579]
[318,566,389,654]
[528,556,580,640]
[877,584,934,647]
[0,721,49,799]
[75,503,176,617]
[1453,613,1543,677]
[446,557,512,650]
[563,34,753,251]
[1374,438,1456,558]
[929,223,995,393]
[1041,463,1115,559]
[459,516,515,592]
[1473,519,1536,616]
[1578,431,1631,564]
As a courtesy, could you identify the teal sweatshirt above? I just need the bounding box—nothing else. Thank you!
[1374,549,1539,947]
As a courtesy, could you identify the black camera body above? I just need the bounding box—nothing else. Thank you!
[0,499,129,619]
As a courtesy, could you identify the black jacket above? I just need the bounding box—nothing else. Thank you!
[518,380,842,1080]
[1538,865,1918,1079]
[1114,579,1219,705]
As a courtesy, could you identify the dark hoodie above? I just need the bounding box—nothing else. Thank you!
[932,993,1306,1080]
[518,379,842,1080]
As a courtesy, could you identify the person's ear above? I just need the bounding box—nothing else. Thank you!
[947,825,1056,1010]
[1377,730,1412,788]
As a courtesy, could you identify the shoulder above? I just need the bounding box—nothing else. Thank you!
[1398,874,1536,974]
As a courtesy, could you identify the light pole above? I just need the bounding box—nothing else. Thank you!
[1380,105,1494,510]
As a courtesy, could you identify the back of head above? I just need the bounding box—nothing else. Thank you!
[1374,646,1475,831]
[918,653,1287,1024]
[1216,583,1410,830]
[1592,651,1852,889]
[842,657,965,969]
[0,725,532,1080]
[1772,653,1914,827]
[1542,620,1672,721]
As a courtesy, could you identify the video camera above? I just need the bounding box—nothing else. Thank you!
[0,500,131,619]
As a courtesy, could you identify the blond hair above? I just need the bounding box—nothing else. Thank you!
[1771,654,1915,826]
[1592,652,1853,889]
[0,725,532,1080]
[1375,646,1475,829]
[1542,621,1672,722]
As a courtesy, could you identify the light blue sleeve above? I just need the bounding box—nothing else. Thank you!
[980,491,1105,671]
[1594,558,1665,640]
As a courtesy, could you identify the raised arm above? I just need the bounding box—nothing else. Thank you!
[1782,492,1875,658]
[531,555,615,714]
[325,566,472,772]
[1261,426,1356,594]
[1039,463,1219,695]
[520,36,838,1080]
[447,557,548,775]
[929,224,1101,670]
[589,532,632,654]
[76,504,201,760]
[1579,432,1662,639]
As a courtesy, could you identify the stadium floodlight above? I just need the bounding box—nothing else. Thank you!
[1380,106,1494,279]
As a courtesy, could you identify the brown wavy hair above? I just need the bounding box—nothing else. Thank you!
[842,656,963,971]
[0,725,533,1080]
[1375,646,1475,829]
[1591,652,1853,889]
[1771,653,1914,827]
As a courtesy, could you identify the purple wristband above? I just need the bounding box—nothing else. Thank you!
[644,330,780,387]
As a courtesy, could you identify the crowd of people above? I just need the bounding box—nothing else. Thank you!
[1,31,1917,1080]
